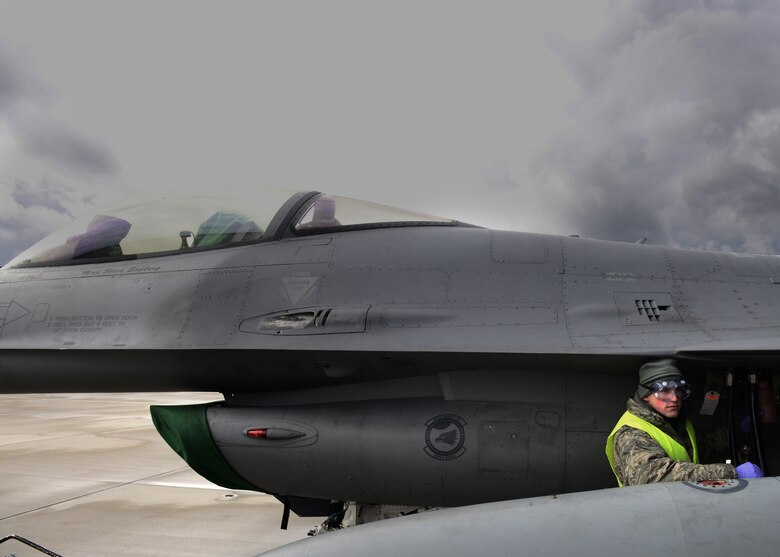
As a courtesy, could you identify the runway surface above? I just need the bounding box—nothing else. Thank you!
[0,393,321,557]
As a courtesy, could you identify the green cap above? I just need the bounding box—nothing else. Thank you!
[636,359,684,399]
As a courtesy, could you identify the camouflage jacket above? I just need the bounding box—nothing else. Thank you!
[612,398,736,486]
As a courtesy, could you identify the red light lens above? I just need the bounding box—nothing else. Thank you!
[246,428,268,439]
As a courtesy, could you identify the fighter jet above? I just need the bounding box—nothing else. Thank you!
[1,189,778,523]
[260,477,780,557]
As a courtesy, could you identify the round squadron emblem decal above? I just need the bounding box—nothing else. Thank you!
[424,414,467,461]
[683,479,746,493]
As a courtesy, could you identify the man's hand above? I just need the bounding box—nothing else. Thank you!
[736,462,764,478]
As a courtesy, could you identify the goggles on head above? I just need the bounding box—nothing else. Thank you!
[649,379,691,402]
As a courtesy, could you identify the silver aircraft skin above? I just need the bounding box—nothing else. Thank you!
[1,189,779,547]
[260,477,780,557]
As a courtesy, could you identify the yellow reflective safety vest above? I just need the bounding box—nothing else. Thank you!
[606,411,699,487]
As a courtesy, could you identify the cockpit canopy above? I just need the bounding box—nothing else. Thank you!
[4,190,455,269]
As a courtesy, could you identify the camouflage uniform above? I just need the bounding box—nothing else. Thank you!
[612,398,736,486]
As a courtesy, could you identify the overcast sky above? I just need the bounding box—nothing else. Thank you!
[1,0,779,265]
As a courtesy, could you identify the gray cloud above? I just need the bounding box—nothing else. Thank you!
[480,160,520,191]
[538,0,780,254]
[0,213,29,265]
[0,174,125,266]
[0,41,120,264]
[0,43,48,113]
[10,176,74,216]
[0,41,119,176]
[11,110,120,176]
[0,176,94,265]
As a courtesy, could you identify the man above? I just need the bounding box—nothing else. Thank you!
[606,360,759,486]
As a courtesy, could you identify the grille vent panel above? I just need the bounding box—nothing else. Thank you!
[614,292,682,326]
[635,299,671,322]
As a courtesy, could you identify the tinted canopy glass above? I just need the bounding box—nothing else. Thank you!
[4,190,459,269]
[4,189,299,268]
[293,194,452,232]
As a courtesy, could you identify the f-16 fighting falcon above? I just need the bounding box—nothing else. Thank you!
[1,189,778,554]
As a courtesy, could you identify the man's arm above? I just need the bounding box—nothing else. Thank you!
[613,427,736,486]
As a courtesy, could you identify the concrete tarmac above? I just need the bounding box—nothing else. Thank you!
[0,393,321,557]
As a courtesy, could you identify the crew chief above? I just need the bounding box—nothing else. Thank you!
[606,359,761,486]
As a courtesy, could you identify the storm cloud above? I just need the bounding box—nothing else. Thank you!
[0,177,80,264]
[538,0,780,254]
[0,43,47,113]
[0,43,119,176]
[0,41,120,264]
[10,176,74,216]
